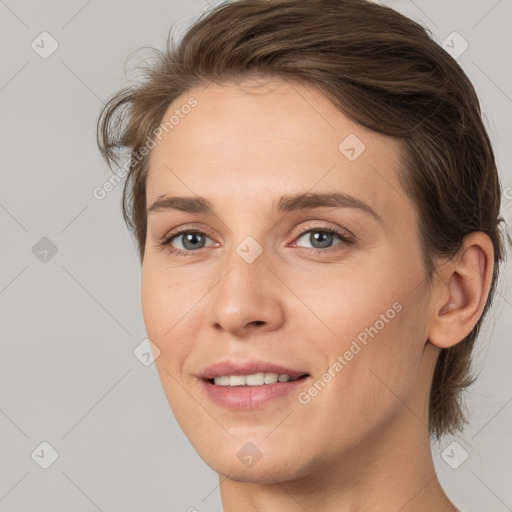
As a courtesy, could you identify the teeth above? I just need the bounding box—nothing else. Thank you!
[245,372,265,386]
[213,376,230,386]
[230,375,246,386]
[264,373,278,384]
[212,372,300,386]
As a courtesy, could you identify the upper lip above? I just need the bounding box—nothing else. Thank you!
[198,360,310,380]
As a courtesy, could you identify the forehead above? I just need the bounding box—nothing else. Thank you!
[146,78,410,222]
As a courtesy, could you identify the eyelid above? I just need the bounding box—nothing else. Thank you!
[159,221,355,255]
[161,220,354,241]
[290,221,355,242]
[159,226,217,248]
[159,222,215,242]
[289,226,354,252]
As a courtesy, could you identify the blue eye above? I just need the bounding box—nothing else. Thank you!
[160,230,214,254]
[159,226,353,257]
[295,228,350,250]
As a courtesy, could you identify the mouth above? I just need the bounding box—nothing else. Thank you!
[197,361,311,409]
[205,372,309,386]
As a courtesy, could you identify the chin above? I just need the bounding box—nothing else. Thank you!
[195,440,316,484]
[207,459,303,484]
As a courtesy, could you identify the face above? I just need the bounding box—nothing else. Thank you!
[141,78,434,483]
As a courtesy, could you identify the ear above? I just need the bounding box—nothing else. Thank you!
[428,232,495,349]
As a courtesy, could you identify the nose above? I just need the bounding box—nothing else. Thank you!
[208,245,285,338]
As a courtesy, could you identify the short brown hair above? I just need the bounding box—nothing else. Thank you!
[97,0,505,439]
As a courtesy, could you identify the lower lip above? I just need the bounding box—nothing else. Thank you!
[199,377,310,409]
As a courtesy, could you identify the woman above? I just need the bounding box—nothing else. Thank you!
[97,1,505,510]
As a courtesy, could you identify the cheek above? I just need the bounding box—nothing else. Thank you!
[141,267,188,387]
[294,305,426,452]
[296,254,427,419]
[141,267,202,427]
[288,256,404,345]
[141,262,202,341]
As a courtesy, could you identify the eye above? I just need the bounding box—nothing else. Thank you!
[159,229,216,255]
[292,227,352,252]
[159,225,353,257]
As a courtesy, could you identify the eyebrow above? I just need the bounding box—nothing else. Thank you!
[147,192,382,222]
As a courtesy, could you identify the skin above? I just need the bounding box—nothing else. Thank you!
[141,77,494,512]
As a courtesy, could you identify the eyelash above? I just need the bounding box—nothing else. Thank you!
[159,226,353,258]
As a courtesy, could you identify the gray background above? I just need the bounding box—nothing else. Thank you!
[1,0,511,510]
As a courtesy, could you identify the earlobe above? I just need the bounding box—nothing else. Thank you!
[428,232,494,349]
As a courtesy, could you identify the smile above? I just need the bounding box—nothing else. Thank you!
[211,372,304,386]
[200,374,310,409]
